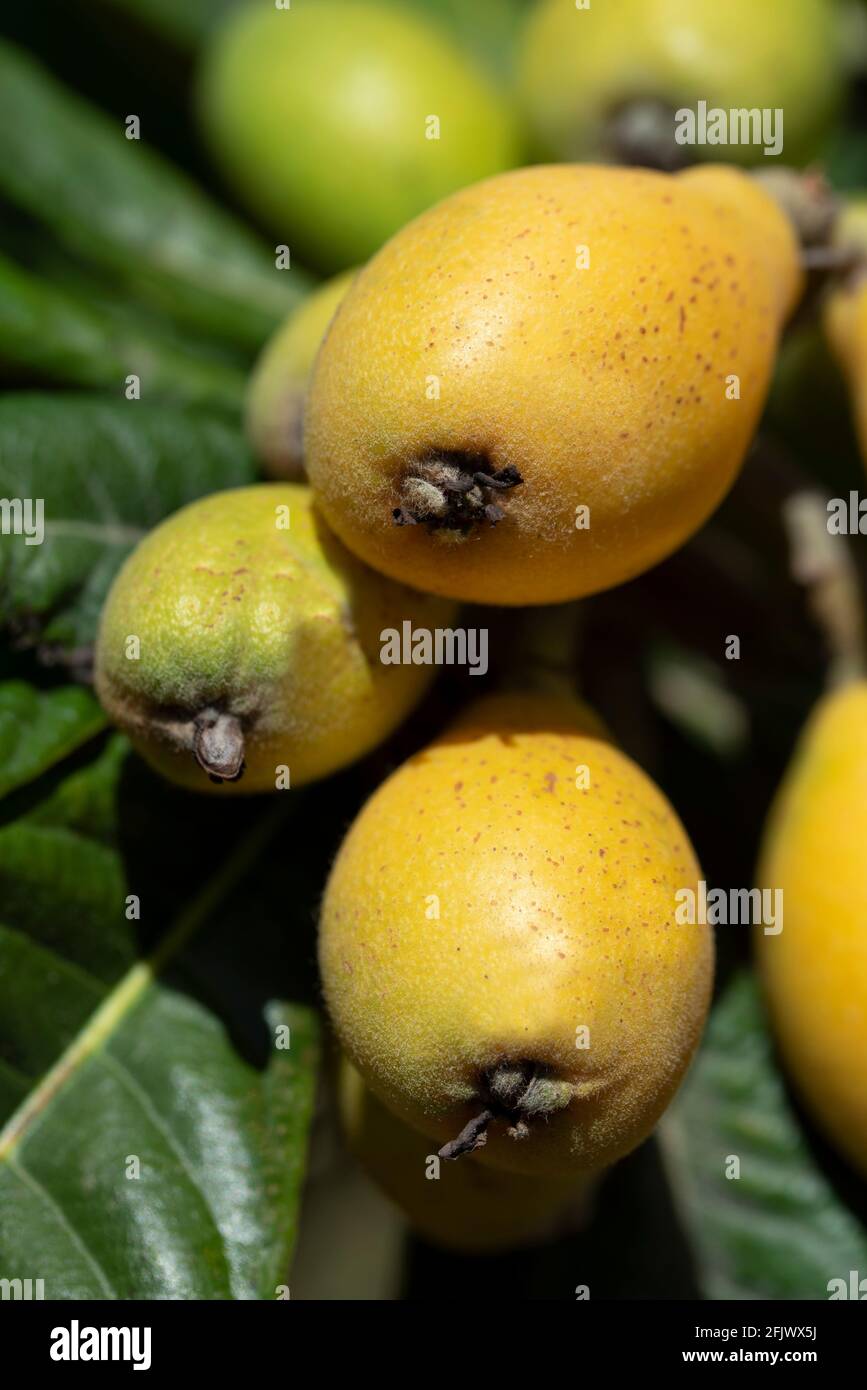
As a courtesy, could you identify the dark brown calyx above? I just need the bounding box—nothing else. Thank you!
[393,452,522,533]
[438,1060,573,1161]
[603,97,689,172]
[192,709,246,783]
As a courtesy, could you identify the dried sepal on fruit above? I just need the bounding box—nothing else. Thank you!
[338,1054,593,1253]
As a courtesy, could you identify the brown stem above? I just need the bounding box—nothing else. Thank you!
[801,245,864,274]
[438,1108,494,1161]
[438,1061,574,1162]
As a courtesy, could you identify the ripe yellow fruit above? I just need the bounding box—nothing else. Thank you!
[320,692,713,1177]
[306,163,802,605]
[94,484,455,793]
[246,271,355,481]
[338,1055,590,1252]
[756,681,867,1178]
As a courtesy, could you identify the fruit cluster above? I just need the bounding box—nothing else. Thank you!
[89,0,867,1258]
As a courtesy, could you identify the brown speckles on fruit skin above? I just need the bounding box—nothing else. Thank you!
[319,692,713,1179]
[306,163,802,606]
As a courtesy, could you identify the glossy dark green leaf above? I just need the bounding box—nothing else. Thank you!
[0,742,320,1298]
[0,392,256,649]
[0,681,107,802]
[0,38,313,350]
[662,972,867,1299]
[0,251,247,408]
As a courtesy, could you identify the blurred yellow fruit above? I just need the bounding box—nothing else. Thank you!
[757,681,867,1178]
[320,691,713,1177]
[338,1054,591,1252]
[307,162,802,605]
[246,271,355,481]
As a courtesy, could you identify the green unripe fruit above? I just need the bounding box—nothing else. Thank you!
[94,484,455,793]
[246,270,355,481]
[518,0,842,170]
[197,0,524,271]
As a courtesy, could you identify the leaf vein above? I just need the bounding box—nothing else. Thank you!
[99,1050,217,1224]
[7,1152,117,1298]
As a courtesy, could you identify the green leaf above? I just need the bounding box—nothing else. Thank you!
[0,38,313,351]
[819,125,867,192]
[0,742,320,1298]
[0,213,249,373]
[91,0,246,49]
[0,392,257,649]
[0,682,107,802]
[0,251,247,408]
[662,972,867,1299]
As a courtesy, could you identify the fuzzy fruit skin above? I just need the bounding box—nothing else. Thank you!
[246,271,355,481]
[338,1053,591,1251]
[756,682,867,1179]
[518,0,841,167]
[320,692,713,1177]
[306,162,801,606]
[94,484,455,794]
[196,1,523,272]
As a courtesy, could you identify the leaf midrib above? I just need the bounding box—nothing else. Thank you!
[0,802,288,1162]
[41,519,147,546]
[7,1150,117,1297]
